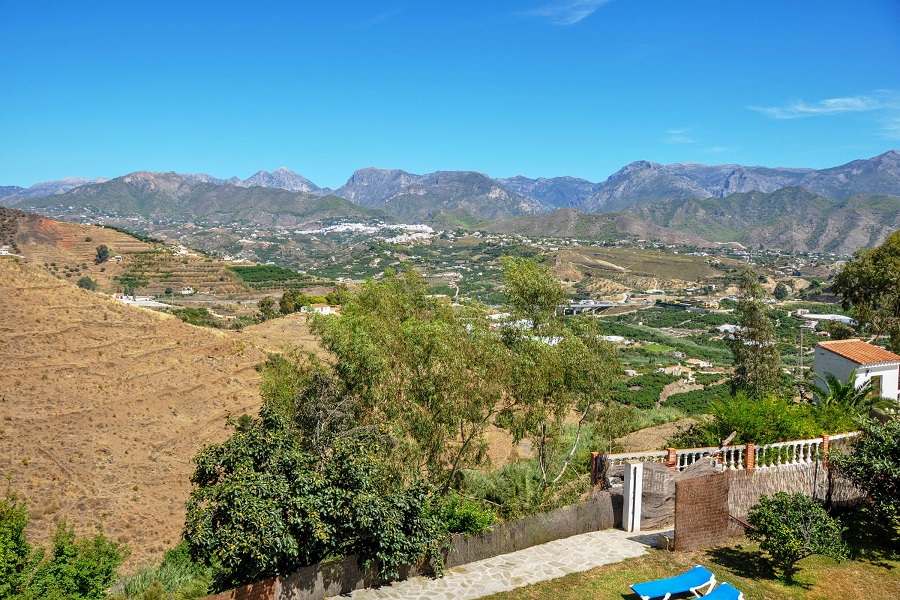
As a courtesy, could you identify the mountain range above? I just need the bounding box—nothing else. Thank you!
[3,151,898,251]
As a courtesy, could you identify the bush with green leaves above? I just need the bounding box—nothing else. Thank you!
[747,492,848,584]
[183,407,443,591]
[75,276,98,291]
[831,417,900,526]
[0,487,126,599]
[668,394,857,448]
[431,495,497,537]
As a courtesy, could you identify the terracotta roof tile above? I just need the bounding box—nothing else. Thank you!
[817,339,900,365]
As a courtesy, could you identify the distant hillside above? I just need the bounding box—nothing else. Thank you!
[0,258,271,568]
[9,171,385,227]
[625,188,900,253]
[579,150,900,212]
[495,175,601,209]
[0,177,109,203]
[487,207,708,245]
[335,168,549,224]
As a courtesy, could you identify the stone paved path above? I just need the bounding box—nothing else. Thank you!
[340,528,670,600]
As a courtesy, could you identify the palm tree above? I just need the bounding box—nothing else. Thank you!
[811,371,894,413]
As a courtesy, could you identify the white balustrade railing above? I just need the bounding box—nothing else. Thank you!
[674,446,715,470]
[606,450,668,468]
[603,432,858,473]
[754,437,821,468]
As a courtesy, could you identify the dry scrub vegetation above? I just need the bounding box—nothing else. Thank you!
[0,252,320,570]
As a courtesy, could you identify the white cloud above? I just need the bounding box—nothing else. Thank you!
[525,0,613,25]
[662,128,695,144]
[883,117,900,140]
[748,91,900,119]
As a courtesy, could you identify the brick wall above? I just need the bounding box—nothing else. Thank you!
[674,472,729,552]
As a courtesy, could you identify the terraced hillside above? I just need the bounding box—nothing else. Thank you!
[551,245,744,297]
[3,208,261,297]
[0,258,321,570]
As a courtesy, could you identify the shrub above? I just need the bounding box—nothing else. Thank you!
[747,492,848,584]
[433,495,497,537]
[76,276,98,291]
[1,486,127,599]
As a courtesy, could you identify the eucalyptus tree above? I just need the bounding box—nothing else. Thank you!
[498,258,619,488]
[311,269,513,490]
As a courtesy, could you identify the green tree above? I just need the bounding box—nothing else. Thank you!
[831,418,900,526]
[94,245,110,265]
[498,257,619,487]
[810,371,893,413]
[278,291,296,315]
[183,407,441,591]
[832,230,900,353]
[256,296,277,320]
[325,282,350,305]
[0,487,33,598]
[28,520,126,600]
[729,270,782,399]
[747,492,848,584]
[75,276,98,291]
[500,256,566,332]
[311,269,512,490]
[773,282,790,301]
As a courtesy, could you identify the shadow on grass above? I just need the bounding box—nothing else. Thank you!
[842,510,900,570]
[706,544,777,582]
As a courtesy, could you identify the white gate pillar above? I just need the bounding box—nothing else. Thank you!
[623,460,643,533]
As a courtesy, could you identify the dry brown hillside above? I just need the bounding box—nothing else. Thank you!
[0,257,320,569]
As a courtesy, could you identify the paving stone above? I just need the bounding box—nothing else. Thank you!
[340,528,670,600]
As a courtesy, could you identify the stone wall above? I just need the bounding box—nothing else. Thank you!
[201,492,617,600]
[444,491,615,568]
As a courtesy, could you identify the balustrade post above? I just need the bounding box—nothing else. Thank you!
[665,447,678,473]
[744,442,755,471]
[820,434,830,467]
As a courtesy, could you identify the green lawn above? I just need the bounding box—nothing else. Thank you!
[482,517,900,600]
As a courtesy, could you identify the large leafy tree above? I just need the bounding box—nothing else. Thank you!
[831,417,900,526]
[729,270,782,399]
[311,269,512,490]
[183,407,442,591]
[832,229,900,353]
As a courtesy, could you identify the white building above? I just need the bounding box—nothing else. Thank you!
[814,339,900,402]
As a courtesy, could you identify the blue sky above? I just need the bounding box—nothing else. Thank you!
[1,0,899,188]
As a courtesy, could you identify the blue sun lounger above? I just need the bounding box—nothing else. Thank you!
[702,582,743,600]
[630,565,716,600]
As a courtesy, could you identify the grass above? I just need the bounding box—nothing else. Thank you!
[481,515,900,600]
[643,343,676,353]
